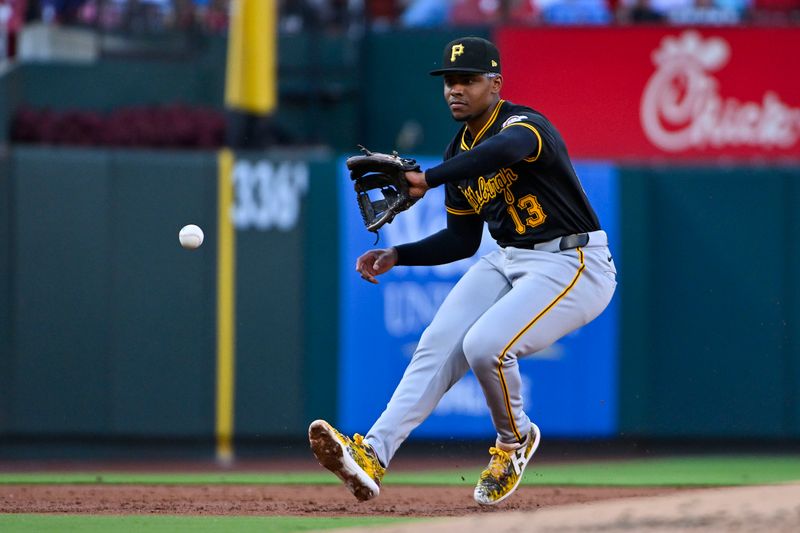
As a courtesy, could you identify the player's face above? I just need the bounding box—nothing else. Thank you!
[443,73,502,123]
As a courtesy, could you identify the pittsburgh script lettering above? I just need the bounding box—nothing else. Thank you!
[640,31,800,152]
[461,168,518,214]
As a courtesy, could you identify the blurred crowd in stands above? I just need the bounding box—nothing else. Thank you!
[12,104,226,148]
[2,0,798,35]
[4,0,798,149]
[394,0,800,26]
[3,0,229,33]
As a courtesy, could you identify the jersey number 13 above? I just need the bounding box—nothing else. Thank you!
[507,194,547,234]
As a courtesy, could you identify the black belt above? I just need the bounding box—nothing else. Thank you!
[558,233,590,251]
[516,232,590,252]
[503,233,591,252]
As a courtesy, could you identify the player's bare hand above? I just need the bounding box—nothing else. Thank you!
[355,248,398,284]
[405,170,429,199]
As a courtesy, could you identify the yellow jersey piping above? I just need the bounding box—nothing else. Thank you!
[459,100,505,151]
[497,247,586,442]
[446,206,477,215]
[503,122,543,162]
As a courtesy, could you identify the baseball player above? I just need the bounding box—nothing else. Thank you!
[309,36,617,506]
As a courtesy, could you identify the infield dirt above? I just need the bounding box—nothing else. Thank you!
[0,484,686,516]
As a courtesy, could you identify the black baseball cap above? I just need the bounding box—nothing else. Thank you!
[429,37,501,76]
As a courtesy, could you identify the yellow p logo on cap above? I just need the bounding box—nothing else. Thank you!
[450,44,464,63]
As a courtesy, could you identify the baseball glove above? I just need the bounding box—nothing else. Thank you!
[346,147,421,233]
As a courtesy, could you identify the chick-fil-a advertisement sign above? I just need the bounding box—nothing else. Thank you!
[497,28,800,160]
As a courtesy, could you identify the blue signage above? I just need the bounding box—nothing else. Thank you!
[338,158,619,438]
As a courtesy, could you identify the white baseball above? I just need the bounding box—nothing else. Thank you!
[179,224,204,249]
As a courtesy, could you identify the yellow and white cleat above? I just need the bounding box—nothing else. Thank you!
[473,423,541,506]
[308,419,385,502]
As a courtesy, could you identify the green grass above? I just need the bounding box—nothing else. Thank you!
[388,455,800,486]
[0,515,418,532]
[524,455,800,486]
[2,455,800,486]
[0,472,340,485]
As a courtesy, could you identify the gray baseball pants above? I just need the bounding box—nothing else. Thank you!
[364,230,617,467]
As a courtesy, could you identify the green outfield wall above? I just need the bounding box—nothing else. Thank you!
[3,147,218,436]
[2,149,800,443]
[619,165,800,438]
[0,147,337,443]
[0,153,10,431]
[228,151,336,437]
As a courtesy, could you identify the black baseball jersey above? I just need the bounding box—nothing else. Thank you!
[443,100,600,248]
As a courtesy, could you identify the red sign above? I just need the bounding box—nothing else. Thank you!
[496,27,800,160]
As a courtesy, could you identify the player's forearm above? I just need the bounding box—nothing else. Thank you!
[394,230,475,266]
[395,214,482,266]
[425,126,537,187]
